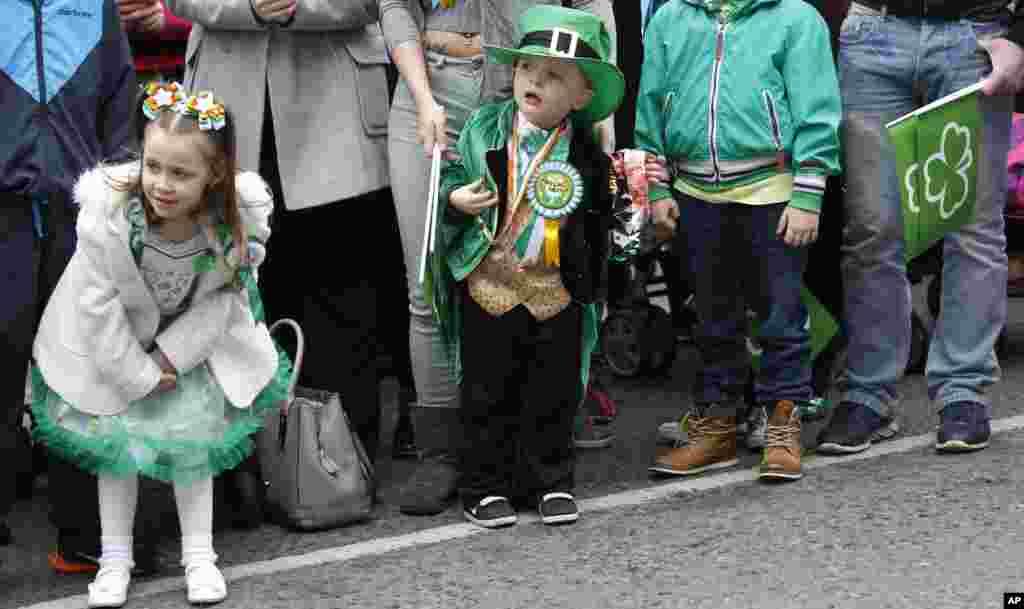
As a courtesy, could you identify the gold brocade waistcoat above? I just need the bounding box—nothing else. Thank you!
[466,187,571,321]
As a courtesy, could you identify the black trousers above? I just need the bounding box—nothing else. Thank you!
[457,291,582,507]
[257,104,387,459]
[0,194,97,543]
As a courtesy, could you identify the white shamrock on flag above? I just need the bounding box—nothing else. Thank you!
[904,162,920,214]
[923,122,973,220]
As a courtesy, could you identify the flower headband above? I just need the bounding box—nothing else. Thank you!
[141,82,227,132]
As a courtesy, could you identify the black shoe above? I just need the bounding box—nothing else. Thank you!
[936,401,990,452]
[538,492,579,525]
[463,496,517,529]
[397,454,458,516]
[816,401,898,454]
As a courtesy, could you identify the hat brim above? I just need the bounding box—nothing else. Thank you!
[485,44,625,124]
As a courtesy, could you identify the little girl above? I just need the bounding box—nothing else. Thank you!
[31,83,288,607]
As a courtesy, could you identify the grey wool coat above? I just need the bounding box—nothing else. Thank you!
[168,0,391,210]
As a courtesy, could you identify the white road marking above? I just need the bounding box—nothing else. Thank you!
[20,413,1024,609]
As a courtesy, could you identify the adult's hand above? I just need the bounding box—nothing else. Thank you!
[251,0,296,23]
[136,6,165,33]
[117,0,162,29]
[980,37,1024,96]
[417,102,447,157]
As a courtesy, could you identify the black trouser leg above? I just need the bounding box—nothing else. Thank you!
[286,192,385,461]
[458,295,527,507]
[458,293,583,507]
[516,303,582,504]
[0,195,93,548]
[0,201,36,521]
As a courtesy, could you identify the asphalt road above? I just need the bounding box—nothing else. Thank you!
[130,432,1024,609]
[4,282,1024,609]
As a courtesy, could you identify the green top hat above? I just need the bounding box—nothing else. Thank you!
[485,5,625,124]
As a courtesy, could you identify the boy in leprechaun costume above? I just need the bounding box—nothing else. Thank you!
[426,5,623,529]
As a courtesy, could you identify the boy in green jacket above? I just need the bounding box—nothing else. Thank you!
[428,5,623,528]
[640,0,841,481]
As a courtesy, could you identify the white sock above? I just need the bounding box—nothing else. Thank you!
[174,478,217,567]
[97,475,138,570]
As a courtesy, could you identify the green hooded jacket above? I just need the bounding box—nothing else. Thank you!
[635,0,841,212]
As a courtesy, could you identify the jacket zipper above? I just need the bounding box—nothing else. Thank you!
[762,90,785,172]
[33,0,48,104]
[708,20,727,185]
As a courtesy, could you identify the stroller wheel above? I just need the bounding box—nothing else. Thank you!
[600,311,644,377]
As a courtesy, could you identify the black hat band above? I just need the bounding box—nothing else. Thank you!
[519,28,600,60]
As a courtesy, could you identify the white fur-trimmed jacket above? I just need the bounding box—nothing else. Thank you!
[33,163,278,416]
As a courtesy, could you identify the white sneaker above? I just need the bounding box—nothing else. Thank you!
[185,560,227,605]
[87,565,131,608]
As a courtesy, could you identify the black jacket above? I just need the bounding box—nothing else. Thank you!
[482,118,613,305]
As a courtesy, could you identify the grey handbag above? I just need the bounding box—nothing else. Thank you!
[258,319,375,530]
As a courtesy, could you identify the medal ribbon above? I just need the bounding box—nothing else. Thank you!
[505,120,563,265]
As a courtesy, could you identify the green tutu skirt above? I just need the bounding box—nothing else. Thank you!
[31,347,292,485]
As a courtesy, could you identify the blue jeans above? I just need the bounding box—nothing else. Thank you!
[839,3,1013,418]
[681,196,812,409]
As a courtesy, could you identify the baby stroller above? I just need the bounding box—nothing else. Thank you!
[598,150,695,378]
[599,240,694,378]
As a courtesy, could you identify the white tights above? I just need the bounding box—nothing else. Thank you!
[97,475,217,569]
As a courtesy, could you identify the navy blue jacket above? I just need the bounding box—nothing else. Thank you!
[1,0,135,198]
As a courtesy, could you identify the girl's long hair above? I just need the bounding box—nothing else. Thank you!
[110,83,247,273]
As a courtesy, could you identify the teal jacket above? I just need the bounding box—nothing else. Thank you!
[428,99,612,387]
[635,0,841,212]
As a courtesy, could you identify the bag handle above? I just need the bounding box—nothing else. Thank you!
[268,318,305,405]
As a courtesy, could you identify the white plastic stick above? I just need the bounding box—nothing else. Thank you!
[427,145,441,254]
[417,144,442,284]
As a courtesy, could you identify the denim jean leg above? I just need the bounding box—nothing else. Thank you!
[921,19,1011,413]
[682,196,747,412]
[837,10,919,419]
[747,204,811,404]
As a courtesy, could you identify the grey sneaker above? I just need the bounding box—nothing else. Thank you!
[397,454,458,516]
[656,414,688,445]
[745,405,767,450]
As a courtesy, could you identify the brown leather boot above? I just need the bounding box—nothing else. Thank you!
[649,414,738,476]
[759,400,803,481]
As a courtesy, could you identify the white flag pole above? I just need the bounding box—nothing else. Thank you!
[417,143,442,284]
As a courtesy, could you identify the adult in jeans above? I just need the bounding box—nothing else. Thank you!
[817,1,1024,454]
[379,0,615,516]
[168,0,392,458]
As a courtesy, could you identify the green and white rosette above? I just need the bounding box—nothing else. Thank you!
[527,160,584,267]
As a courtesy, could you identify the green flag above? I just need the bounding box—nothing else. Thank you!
[887,82,983,262]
